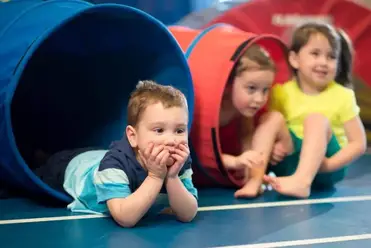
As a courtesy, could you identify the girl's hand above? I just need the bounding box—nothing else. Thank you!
[270,141,288,165]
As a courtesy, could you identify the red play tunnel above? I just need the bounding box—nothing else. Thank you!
[170,25,290,187]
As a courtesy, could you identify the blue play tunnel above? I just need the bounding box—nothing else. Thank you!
[0,0,193,203]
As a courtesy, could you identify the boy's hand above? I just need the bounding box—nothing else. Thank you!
[234,150,263,170]
[139,143,169,180]
[167,143,190,179]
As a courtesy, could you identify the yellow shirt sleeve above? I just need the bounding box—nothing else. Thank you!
[269,84,285,112]
[339,89,360,123]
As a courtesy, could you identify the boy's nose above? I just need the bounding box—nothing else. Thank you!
[164,139,176,146]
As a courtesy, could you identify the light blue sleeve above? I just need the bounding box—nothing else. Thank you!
[179,168,198,199]
[94,168,132,203]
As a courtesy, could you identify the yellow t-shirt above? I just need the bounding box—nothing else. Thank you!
[269,80,360,147]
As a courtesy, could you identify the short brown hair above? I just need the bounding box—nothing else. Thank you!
[127,80,188,127]
[235,44,276,76]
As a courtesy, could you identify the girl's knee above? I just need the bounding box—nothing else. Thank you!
[304,113,329,124]
[259,111,285,126]
[303,113,332,137]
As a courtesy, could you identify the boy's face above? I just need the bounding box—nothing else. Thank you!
[127,102,189,166]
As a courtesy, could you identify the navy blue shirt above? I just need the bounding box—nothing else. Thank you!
[64,136,198,214]
[98,136,193,194]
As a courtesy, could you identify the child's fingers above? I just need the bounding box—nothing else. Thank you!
[270,159,278,165]
[178,140,188,146]
[138,150,147,164]
[275,143,287,156]
[245,159,253,169]
[171,153,183,162]
[178,143,189,151]
[274,148,286,157]
[250,155,263,167]
[170,153,183,168]
[270,157,279,166]
[174,147,188,158]
[144,143,154,158]
[150,145,165,161]
[272,153,283,163]
[156,149,169,165]
[159,150,171,165]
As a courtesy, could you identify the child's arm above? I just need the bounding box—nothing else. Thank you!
[321,116,366,172]
[166,144,198,222]
[96,143,168,228]
[321,90,366,171]
[222,154,240,169]
[107,176,164,228]
[166,175,198,222]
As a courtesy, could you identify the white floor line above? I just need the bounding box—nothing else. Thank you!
[212,233,371,248]
[0,214,108,225]
[197,195,371,211]
[1,194,371,225]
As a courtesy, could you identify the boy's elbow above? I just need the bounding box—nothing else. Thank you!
[116,218,138,228]
[112,212,140,228]
[176,212,197,223]
[176,205,198,223]
[108,200,140,228]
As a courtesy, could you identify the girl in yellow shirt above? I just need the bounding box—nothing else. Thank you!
[257,22,366,198]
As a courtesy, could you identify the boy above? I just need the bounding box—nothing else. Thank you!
[37,80,198,227]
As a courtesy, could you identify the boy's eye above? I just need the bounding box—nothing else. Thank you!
[154,128,164,133]
[176,129,185,134]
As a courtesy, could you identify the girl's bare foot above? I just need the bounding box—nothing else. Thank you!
[234,179,264,198]
[263,174,311,198]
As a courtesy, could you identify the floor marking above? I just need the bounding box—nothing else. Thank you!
[0,214,107,225]
[212,233,371,248]
[197,195,371,211]
[1,195,371,225]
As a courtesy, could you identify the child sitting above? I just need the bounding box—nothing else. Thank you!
[258,22,366,198]
[219,44,280,198]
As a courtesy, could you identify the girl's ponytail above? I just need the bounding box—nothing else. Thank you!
[335,29,354,88]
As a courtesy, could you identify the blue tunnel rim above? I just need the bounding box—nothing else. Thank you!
[4,2,194,203]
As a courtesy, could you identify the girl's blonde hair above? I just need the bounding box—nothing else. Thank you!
[234,44,276,77]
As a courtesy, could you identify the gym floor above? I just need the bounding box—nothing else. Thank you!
[1,155,371,248]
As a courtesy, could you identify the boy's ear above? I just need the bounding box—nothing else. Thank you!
[288,50,299,70]
[126,125,138,148]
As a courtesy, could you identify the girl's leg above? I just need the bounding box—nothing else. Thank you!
[264,113,331,198]
[235,111,293,198]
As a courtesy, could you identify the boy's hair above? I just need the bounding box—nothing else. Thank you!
[235,44,276,77]
[289,22,353,88]
[127,80,188,127]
